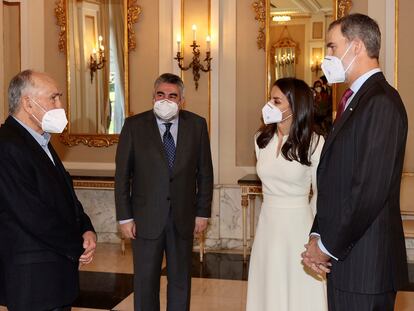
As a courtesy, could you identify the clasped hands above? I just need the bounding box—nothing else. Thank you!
[301,236,331,275]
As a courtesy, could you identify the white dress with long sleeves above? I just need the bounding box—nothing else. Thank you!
[246,133,327,311]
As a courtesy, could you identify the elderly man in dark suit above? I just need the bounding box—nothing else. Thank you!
[302,14,408,310]
[0,70,96,311]
[115,73,213,311]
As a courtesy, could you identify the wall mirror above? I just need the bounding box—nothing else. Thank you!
[55,0,141,147]
[253,0,352,137]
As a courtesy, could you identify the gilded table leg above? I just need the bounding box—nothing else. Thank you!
[249,194,256,243]
[241,191,249,262]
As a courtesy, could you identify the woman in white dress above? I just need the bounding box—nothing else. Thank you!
[246,78,328,311]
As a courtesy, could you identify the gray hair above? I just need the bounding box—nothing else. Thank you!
[8,69,36,115]
[153,73,185,98]
[329,13,381,59]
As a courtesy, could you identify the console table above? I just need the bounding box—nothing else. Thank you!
[237,174,262,262]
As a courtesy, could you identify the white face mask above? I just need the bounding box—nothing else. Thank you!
[321,42,356,84]
[262,101,291,125]
[30,98,68,133]
[153,99,179,121]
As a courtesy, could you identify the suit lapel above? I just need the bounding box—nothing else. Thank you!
[48,144,79,218]
[146,112,170,170]
[173,111,190,175]
[320,72,385,160]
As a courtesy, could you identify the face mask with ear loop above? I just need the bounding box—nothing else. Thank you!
[321,42,357,84]
[153,99,179,121]
[262,101,292,125]
[29,97,68,133]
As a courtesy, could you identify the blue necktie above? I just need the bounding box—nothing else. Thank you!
[163,122,176,171]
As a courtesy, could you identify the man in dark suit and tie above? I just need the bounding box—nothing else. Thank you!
[0,70,96,311]
[115,73,214,311]
[302,14,408,310]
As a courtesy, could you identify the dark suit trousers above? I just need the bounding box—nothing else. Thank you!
[132,211,193,311]
[327,277,396,311]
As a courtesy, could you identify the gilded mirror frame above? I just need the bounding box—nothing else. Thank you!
[54,0,141,147]
[253,0,352,98]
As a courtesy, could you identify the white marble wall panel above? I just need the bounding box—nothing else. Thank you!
[75,189,121,243]
[219,187,242,239]
[206,187,220,239]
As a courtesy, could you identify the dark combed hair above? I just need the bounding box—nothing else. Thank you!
[256,78,317,166]
[329,13,381,59]
[153,73,185,97]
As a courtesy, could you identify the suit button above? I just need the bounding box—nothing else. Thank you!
[167,197,170,201]
[169,178,173,182]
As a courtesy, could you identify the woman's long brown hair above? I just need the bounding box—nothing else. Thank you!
[256,78,318,166]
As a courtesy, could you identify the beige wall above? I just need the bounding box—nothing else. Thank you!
[181,0,210,126]
[3,2,21,117]
[398,0,414,172]
[235,0,265,167]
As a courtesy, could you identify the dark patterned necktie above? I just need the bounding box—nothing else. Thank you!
[335,88,354,121]
[163,122,176,171]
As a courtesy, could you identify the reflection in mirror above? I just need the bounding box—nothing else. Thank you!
[68,0,125,134]
[271,27,298,80]
[252,0,352,134]
[267,0,333,136]
[55,0,141,147]
[253,0,352,137]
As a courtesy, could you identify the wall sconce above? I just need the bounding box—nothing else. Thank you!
[310,57,322,75]
[89,35,106,83]
[174,25,212,90]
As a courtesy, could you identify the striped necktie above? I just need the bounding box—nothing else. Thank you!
[163,122,176,171]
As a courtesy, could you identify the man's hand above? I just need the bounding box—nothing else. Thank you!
[120,221,136,239]
[194,217,208,235]
[301,236,331,274]
[79,230,97,265]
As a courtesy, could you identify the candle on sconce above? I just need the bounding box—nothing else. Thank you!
[206,35,211,51]
[176,34,181,52]
[192,24,197,41]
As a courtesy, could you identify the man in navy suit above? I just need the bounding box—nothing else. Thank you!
[115,73,213,311]
[0,70,96,311]
[302,14,408,310]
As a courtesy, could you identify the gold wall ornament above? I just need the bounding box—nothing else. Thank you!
[127,0,142,51]
[336,0,353,19]
[252,0,266,50]
[55,0,66,53]
[54,0,141,54]
[59,131,119,147]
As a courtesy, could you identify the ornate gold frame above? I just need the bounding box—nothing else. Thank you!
[54,0,142,147]
[55,0,141,53]
[252,0,353,51]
